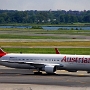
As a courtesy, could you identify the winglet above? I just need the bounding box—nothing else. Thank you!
[55,48,60,54]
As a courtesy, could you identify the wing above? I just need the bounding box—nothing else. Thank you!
[1,60,62,68]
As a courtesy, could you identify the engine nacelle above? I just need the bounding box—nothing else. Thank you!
[44,65,56,74]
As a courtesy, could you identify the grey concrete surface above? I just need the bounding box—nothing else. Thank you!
[0,84,90,90]
[2,46,90,48]
[0,39,90,42]
[0,66,90,90]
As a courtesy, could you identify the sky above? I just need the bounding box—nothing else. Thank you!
[0,0,90,11]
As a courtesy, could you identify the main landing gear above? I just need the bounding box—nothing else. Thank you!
[34,72,42,75]
[34,68,42,75]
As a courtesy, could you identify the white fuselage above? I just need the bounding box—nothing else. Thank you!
[0,53,90,71]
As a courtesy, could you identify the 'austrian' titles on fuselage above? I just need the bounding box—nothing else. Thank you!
[61,56,90,63]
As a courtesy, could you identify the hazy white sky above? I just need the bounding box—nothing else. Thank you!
[0,0,90,11]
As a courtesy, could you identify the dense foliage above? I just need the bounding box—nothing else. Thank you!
[0,10,90,24]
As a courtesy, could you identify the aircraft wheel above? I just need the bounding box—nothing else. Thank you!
[34,72,42,75]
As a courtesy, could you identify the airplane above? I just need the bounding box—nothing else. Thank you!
[0,48,90,74]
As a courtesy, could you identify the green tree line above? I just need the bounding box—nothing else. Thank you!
[0,10,90,24]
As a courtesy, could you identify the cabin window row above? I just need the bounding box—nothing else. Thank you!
[9,58,60,61]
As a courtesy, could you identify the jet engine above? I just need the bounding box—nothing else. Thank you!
[44,65,56,74]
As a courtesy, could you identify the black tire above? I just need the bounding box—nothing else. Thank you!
[34,72,42,75]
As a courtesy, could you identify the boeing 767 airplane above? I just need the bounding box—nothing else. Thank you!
[0,48,90,74]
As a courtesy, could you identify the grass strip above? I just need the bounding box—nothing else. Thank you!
[0,34,61,39]
[0,41,90,47]
[3,48,90,55]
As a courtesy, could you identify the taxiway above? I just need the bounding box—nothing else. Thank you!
[0,65,90,90]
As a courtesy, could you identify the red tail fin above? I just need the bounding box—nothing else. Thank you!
[0,48,7,57]
[55,48,60,54]
[0,48,6,54]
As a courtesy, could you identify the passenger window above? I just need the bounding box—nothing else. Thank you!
[45,59,47,61]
